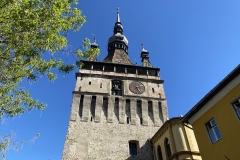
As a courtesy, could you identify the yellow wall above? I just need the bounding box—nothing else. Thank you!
[153,127,171,160]
[183,125,200,152]
[192,83,240,160]
[152,119,201,160]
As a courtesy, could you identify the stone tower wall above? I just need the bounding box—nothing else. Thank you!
[62,68,168,160]
[74,74,166,99]
[62,95,168,160]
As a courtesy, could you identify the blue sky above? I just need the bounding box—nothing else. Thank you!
[3,1,240,159]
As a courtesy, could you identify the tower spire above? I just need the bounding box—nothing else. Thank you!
[117,7,120,23]
[103,7,132,65]
[113,7,123,35]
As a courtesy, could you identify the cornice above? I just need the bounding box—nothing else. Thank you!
[189,74,240,124]
[168,151,201,160]
[182,64,240,123]
[76,72,164,83]
[72,91,166,101]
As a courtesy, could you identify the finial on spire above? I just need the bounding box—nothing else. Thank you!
[141,43,144,50]
[116,6,120,23]
[91,33,96,43]
[90,33,98,50]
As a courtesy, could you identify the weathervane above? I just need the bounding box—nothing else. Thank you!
[91,33,96,43]
[141,42,145,50]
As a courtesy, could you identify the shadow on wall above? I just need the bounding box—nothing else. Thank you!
[126,139,154,160]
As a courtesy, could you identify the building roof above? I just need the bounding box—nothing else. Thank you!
[102,49,132,65]
[182,64,240,123]
[151,117,181,142]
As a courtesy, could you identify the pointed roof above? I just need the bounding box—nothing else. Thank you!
[141,43,153,67]
[102,7,132,65]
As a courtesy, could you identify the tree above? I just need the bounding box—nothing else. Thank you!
[0,0,99,157]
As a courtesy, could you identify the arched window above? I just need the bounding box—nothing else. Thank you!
[157,145,163,160]
[165,138,172,158]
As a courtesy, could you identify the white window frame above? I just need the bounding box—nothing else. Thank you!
[231,97,240,121]
[205,118,222,144]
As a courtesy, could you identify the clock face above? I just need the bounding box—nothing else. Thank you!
[129,81,145,94]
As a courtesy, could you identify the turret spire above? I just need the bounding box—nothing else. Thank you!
[141,43,145,51]
[87,34,98,61]
[90,34,98,48]
[140,44,153,67]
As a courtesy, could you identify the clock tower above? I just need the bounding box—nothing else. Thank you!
[62,8,168,160]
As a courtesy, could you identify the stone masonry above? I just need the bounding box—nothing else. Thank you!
[62,64,168,160]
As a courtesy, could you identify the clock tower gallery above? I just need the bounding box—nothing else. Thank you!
[62,9,168,160]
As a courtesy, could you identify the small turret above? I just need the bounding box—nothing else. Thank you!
[87,36,98,61]
[140,43,153,67]
[91,37,98,49]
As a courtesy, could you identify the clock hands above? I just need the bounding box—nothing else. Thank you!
[135,85,143,92]
[136,86,141,92]
[129,81,145,94]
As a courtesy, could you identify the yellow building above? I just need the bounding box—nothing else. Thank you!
[151,117,202,160]
[182,64,240,160]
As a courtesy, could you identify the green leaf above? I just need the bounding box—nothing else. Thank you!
[0,0,100,157]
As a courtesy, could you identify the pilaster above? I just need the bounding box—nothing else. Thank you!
[153,100,160,127]
[130,98,136,125]
[107,96,115,123]
[82,95,91,122]
[161,100,168,122]
[119,97,125,124]
[95,95,103,123]
[69,94,80,121]
[142,99,148,126]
